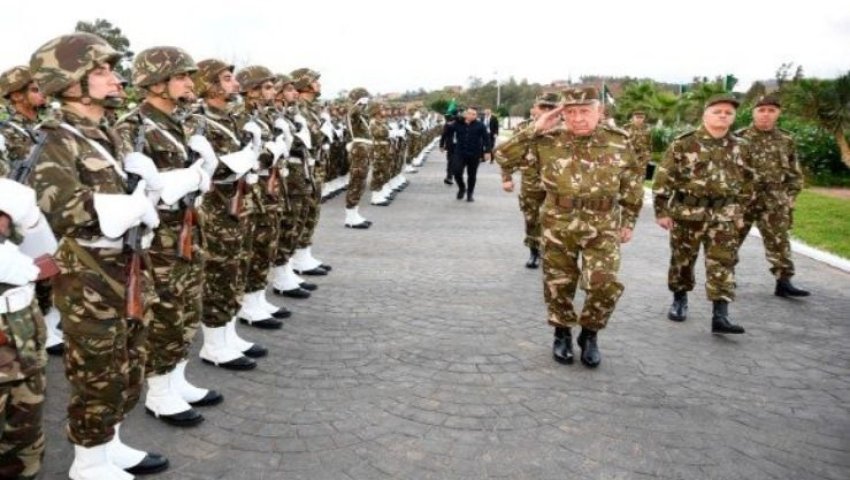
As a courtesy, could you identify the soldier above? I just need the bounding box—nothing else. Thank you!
[496,92,561,269]
[192,59,270,366]
[288,67,332,276]
[0,179,47,480]
[28,32,167,479]
[342,87,373,228]
[0,66,65,357]
[114,47,218,428]
[530,87,643,368]
[624,110,652,180]
[269,73,320,300]
[369,101,393,207]
[653,94,753,334]
[735,94,809,297]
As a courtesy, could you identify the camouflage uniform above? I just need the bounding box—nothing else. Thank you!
[368,104,392,196]
[624,119,652,179]
[115,101,205,378]
[30,105,156,446]
[735,124,803,279]
[345,89,373,209]
[0,233,46,479]
[496,113,548,253]
[653,126,752,301]
[275,103,313,268]
[290,69,324,251]
[532,124,643,331]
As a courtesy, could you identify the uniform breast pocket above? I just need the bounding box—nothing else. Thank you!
[590,153,620,193]
[150,145,186,169]
[79,154,120,187]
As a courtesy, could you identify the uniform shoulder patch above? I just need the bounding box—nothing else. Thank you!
[602,124,629,138]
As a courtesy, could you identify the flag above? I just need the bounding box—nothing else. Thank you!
[446,98,458,115]
[603,84,615,106]
[724,74,738,92]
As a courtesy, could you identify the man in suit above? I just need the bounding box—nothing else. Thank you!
[483,108,499,157]
[439,114,457,185]
[451,106,491,202]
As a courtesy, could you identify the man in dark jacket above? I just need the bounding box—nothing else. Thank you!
[439,114,457,185]
[483,108,500,154]
[451,106,491,202]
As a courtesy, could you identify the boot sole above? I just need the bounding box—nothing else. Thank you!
[201,358,257,371]
[145,408,204,427]
[553,354,574,365]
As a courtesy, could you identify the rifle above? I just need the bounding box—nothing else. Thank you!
[0,130,59,281]
[123,124,148,322]
[176,117,206,261]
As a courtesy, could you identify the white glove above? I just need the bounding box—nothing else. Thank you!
[187,135,219,177]
[0,242,39,286]
[355,97,369,106]
[158,164,205,206]
[320,111,331,122]
[245,173,259,185]
[242,121,263,151]
[320,121,334,141]
[0,179,40,229]
[274,118,295,150]
[0,134,6,153]
[18,212,58,259]
[93,180,158,238]
[123,152,163,193]
[219,145,258,176]
[197,163,212,194]
[265,137,289,161]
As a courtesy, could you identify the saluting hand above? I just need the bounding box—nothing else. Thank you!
[534,106,564,133]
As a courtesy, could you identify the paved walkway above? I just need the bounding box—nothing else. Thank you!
[41,151,850,479]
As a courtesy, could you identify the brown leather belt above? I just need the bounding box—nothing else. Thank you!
[549,195,615,212]
[675,192,736,208]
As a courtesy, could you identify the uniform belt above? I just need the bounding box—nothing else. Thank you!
[675,192,736,208]
[373,140,390,145]
[286,158,304,166]
[75,237,123,249]
[549,195,615,212]
[350,138,374,145]
[0,284,35,315]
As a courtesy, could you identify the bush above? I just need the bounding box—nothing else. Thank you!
[650,124,693,153]
[777,118,850,186]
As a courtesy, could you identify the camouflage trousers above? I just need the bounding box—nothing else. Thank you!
[296,164,322,250]
[519,187,546,250]
[345,143,372,209]
[541,210,624,331]
[668,219,737,301]
[278,166,312,263]
[201,187,251,329]
[52,241,154,446]
[147,213,204,376]
[370,144,392,192]
[0,371,46,480]
[737,197,795,279]
[246,182,282,292]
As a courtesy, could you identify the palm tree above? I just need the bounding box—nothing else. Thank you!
[784,72,850,168]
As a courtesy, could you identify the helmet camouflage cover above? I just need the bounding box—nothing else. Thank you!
[132,46,198,88]
[29,32,122,96]
[235,65,275,92]
[0,66,33,98]
[193,58,233,97]
[289,67,320,91]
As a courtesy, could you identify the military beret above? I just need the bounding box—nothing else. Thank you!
[561,87,599,106]
[535,92,560,107]
[754,94,781,108]
[631,110,646,116]
[704,93,740,109]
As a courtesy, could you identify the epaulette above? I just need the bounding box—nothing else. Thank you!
[601,124,629,138]
[115,106,142,125]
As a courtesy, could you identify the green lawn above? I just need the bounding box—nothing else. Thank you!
[792,190,850,258]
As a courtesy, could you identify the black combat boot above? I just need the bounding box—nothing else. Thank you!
[711,300,745,334]
[576,328,601,368]
[667,291,688,322]
[552,327,574,364]
[775,278,810,298]
[525,248,540,269]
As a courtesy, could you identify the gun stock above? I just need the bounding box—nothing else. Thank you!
[124,249,144,321]
[228,178,246,219]
[177,206,195,261]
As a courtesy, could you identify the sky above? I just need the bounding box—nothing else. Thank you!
[1,0,848,98]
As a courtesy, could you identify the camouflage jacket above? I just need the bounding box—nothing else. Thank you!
[369,117,390,143]
[531,124,643,229]
[735,125,803,198]
[30,107,130,241]
[625,122,651,156]
[115,102,191,173]
[347,103,371,140]
[653,126,754,222]
[494,124,543,193]
[296,99,324,156]
[191,104,242,180]
[0,112,38,177]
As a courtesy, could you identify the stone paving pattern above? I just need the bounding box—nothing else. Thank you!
[39,151,850,479]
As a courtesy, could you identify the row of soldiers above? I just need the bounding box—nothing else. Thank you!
[0,32,440,479]
[496,86,810,368]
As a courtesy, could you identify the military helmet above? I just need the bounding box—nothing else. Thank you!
[289,67,320,91]
[0,66,33,99]
[132,46,198,88]
[274,73,293,90]
[193,58,233,97]
[348,87,370,102]
[235,65,275,92]
[29,32,122,96]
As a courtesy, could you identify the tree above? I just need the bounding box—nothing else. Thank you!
[75,18,132,77]
[784,72,850,168]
